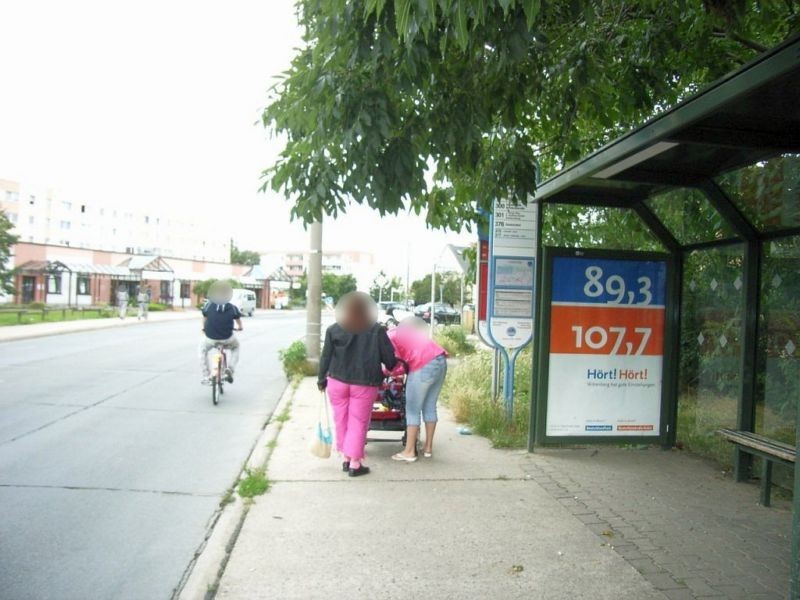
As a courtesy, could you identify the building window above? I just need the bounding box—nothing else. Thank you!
[62,201,72,210]
[180,282,191,298]
[29,195,36,204]
[80,205,86,213]
[4,190,18,202]
[7,213,17,224]
[28,216,34,225]
[47,275,62,294]
[77,276,90,295]
[60,221,71,230]
[145,216,149,224]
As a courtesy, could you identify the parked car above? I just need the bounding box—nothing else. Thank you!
[414,302,461,325]
[377,301,413,327]
[230,289,257,317]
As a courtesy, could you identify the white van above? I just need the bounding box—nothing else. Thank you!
[230,289,257,317]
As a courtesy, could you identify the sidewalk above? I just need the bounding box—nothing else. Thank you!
[0,309,198,342]
[216,378,673,600]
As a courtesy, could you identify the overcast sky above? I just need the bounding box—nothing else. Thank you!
[0,0,472,282]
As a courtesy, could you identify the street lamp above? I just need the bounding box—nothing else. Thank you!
[376,273,388,303]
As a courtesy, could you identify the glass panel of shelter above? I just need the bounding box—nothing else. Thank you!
[716,154,800,233]
[645,187,738,245]
[542,204,665,251]
[676,244,746,466]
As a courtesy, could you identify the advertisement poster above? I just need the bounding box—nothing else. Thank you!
[545,256,667,437]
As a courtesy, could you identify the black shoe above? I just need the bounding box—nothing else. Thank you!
[348,465,370,477]
[342,461,349,472]
[224,368,234,383]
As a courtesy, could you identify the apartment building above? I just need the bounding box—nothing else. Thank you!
[260,250,376,289]
[0,178,229,262]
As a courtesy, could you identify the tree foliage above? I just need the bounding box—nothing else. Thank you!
[230,242,261,266]
[322,272,358,302]
[0,211,19,294]
[369,269,404,301]
[410,271,465,305]
[262,0,797,229]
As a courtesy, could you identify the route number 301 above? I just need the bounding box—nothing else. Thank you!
[584,266,652,305]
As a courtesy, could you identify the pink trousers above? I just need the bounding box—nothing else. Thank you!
[326,377,377,461]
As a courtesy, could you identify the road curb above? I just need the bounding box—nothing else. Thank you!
[175,380,297,600]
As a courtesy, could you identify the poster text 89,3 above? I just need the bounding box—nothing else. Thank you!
[583,266,652,305]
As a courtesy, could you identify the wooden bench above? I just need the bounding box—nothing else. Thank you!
[717,428,796,507]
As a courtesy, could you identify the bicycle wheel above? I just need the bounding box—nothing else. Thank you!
[212,373,220,405]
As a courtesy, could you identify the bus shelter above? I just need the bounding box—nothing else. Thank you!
[529,35,798,593]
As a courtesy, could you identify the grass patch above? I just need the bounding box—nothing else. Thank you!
[238,468,270,498]
[0,307,114,326]
[266,438,278,450]
[441,349,531,448]
[434,325,475,356]
[274,405,291,423]
[676,393,737,467]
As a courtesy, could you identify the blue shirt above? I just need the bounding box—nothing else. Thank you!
[202,302,241,340]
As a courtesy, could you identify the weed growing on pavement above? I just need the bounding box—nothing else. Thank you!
[219,490,234,508]
[275,405,291,423]
[266,438,278,450]
[441,348,531,448]
[238,468,270,498]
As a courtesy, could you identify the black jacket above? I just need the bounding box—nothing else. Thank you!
[318,323,397,387]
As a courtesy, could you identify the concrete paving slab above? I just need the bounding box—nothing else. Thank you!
[217,379,662,600]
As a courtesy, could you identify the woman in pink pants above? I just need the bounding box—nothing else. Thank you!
[318,292,397,477]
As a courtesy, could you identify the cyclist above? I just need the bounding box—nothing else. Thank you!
[199,281,243,385]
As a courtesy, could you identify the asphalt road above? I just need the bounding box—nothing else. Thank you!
[0,311,305,600]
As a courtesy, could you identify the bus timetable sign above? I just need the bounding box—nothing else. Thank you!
[488,200,538,349]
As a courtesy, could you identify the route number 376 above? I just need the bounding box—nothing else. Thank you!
[584,266,652,305]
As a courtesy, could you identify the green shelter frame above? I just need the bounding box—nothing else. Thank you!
[528,34,799,594]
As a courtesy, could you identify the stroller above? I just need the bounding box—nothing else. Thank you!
[368,360,409,444]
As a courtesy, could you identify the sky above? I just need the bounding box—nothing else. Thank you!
[0,0,473,283]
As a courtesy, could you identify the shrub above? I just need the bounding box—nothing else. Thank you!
[146,302,167,312]
[434,325,475,356]
[28,302,46,310]
[279,340,308,378]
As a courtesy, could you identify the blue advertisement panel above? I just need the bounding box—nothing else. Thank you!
[551,257,667,306]
[546,256,668,437]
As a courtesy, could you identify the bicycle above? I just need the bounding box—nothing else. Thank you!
[206,328,242,406]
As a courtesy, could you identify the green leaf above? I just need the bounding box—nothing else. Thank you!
[454,1,468,50]
[395,0,413,39]
[522,0,540,29]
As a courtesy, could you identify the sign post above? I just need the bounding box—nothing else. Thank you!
[487,199,538,420]
[538,249,671,442]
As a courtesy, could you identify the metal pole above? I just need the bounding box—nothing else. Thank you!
[429,265,436,338]
[406,242,411,301]
[491,348,501,401]
[306,220,323,367]
[792,397,800,598]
